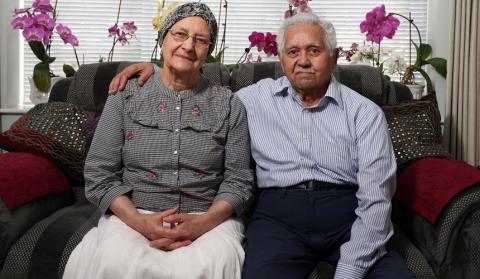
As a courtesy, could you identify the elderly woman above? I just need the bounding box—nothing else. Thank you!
[62,3,253,279]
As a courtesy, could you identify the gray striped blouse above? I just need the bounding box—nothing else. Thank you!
[84,70,254,217]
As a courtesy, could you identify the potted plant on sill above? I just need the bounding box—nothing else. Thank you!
[11,0,80,103]
[393,12,447,94]
[360,5,447,96]
[11,0,80,104]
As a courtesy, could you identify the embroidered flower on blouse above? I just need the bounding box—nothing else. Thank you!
[126,131,134,140]
[212,85,220,91]
[158,103,167,112]
[192,105,201,117]
[193,170,204,177]
[147,171,158,180]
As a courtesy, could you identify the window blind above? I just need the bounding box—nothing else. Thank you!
[22,0,427,105]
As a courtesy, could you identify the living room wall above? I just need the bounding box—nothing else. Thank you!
[427,0,449,123]
[0,0,22,131]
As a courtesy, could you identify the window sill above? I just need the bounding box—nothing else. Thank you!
[0,105,33,115]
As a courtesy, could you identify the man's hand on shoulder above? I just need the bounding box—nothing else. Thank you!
[108,62,155,95]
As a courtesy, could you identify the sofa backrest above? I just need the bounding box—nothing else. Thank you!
[49,61,233,115]
[230,61,412,105]
[49,61,412,115]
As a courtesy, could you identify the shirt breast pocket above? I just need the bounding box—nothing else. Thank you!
[180,117,226,171]
[123,114,173,169]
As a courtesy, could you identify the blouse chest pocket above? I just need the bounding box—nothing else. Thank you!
[179,114,227,171]
[122,109,174,168]
[180,111,228,147]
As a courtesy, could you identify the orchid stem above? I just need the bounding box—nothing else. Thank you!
[73,47,80,68]
[115,0,122,25]
[376,42,381,67]
[390,12,422,47]
[108,39,117,62]
[107,0,123,62]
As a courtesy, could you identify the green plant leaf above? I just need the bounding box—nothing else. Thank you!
[412,42,432,67]
[63,64,76,77]
[205,54,221,63]
[417,68,434,93]
[378,62,384,72]
[28,42,55,64]
[426,57,447,78]
[29,41,46,61]
[418,43,432,60]
[206,47,227,63]
[33,62,51,92]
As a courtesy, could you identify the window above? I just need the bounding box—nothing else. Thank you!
[20,0,427,105]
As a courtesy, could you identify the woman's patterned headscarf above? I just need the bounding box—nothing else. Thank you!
[158,2,218,55]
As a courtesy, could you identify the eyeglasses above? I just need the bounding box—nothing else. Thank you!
[168,29,211,48]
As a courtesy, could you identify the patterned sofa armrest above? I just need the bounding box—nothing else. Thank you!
[0,192,74,269]
[393,183,480,278]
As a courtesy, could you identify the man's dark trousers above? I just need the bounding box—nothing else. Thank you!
[242,187,412,279]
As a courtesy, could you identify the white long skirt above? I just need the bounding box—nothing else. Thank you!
[63,211,245,279]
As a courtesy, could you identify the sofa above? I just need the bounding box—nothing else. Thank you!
[1,61,480,279]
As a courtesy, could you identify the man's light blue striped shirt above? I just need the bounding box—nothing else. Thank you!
[236,75,397,279]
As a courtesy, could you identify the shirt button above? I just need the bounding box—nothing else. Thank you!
[173,171,178,175]
[302,134,308,139]
[176,106,180,110]
[175,129,179,132]
[173,150,178,155]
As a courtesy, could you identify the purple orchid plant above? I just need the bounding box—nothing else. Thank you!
[245,31,278,63]
[105,0,137,62]
[359,4,447,93]
[11,0,80,92]
[239,0,312,64]
[106,21,137,62]
[358,4,399,72]
[284,0,312,18]
[360,5,400,45]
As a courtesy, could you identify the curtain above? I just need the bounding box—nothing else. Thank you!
[444,0,480,167]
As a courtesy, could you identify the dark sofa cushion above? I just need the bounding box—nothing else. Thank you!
[0,103,88,180]
[382,93,450,169]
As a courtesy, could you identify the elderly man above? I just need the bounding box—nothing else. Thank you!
[109,12,411,279]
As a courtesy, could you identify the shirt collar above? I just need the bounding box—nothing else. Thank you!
[273,74,344,110]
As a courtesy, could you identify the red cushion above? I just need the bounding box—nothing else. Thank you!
[0,152,70,209]
[394,157,480,224]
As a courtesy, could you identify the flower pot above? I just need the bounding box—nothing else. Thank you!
[28,76,64,104]
[405,84,425,100]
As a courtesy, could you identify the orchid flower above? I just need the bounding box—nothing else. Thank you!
[360,4,400,44]
[11,0,81,91]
